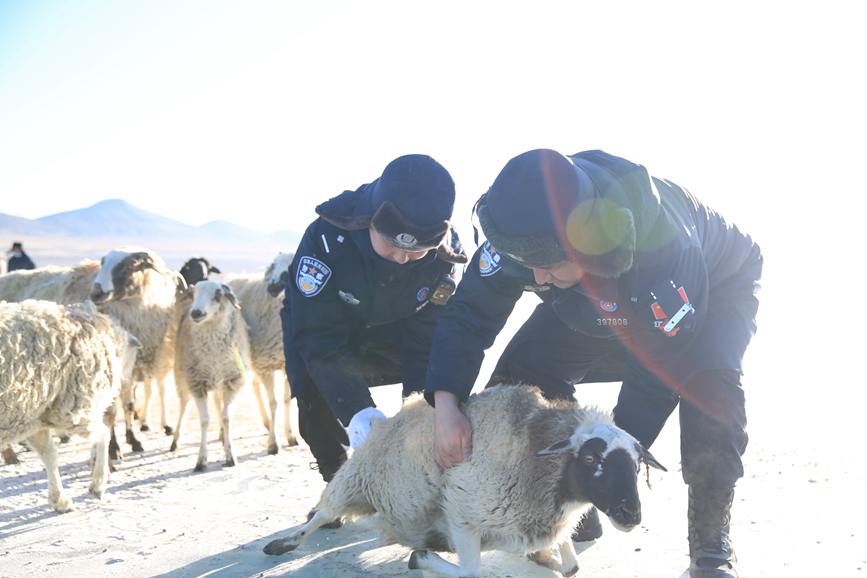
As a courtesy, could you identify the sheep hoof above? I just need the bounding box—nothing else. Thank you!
[408,550,428,570]
[263,538,297,555]
[88,484,105,499]
[562,565,579,577]
[169,440,178,452]
[164,426,173,436]
[108,461,117,473]
[194,462,207,472]
[130,439,144,453]
[268,444,279,455]
[223,459,235,468]
[109,438,123,462]
[52,496,74,513]
[59,434,71,444]
[285,437,298,447]
[2,448,20,464]
[140,424,150,432]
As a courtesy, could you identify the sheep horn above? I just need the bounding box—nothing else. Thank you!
[638,444,667,472]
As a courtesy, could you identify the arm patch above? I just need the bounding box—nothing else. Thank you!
[296,256,332,297]
[478,241,502,277]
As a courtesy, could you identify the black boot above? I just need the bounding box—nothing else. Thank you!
[309,453,347,483]
[571,507,603,543]
[687,485,740,578]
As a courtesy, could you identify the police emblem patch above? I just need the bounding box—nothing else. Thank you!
[599,299,618,313]
[478,241,502,277]
[296,256,332,297]
[416,287,430,302]
[394,233,418,249]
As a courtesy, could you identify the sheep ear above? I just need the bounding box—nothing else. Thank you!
[128,334,142,349]
[131,252,154,270]
[175,272,188,296]
[209,265,221,274]
[638,444,667,472]
[537,438,575,456]
[223,285,240,310]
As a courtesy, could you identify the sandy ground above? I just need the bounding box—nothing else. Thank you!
[1,377,864,578]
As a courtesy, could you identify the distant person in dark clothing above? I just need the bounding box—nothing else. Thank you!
[7,242,36,272]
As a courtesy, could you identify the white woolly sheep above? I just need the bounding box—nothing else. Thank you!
[0,259,130,464]
[0,259,101,303]
[0,300,139,512]
[226,252,296,454]
[169,280,252,471]
[90,248,188,446]
[263,386,666,577]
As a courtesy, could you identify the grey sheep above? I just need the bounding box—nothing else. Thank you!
[226,252,297,454]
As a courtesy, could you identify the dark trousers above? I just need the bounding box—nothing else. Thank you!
[293,328,416,477]
[488,292,755,488]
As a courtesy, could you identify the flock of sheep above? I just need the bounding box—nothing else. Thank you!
[0,248,295,511]
[0,247,664,577]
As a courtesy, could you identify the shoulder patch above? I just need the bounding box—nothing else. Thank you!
[296,256,332,297]
[478,241,502,277]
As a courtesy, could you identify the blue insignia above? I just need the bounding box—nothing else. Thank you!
[478,241,502,277]
[296,256,332,297]
[599,299,618,313]
[416,287,430,302]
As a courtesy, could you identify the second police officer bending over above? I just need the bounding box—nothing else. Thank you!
[282,154,466,484]
[424,149,762,578]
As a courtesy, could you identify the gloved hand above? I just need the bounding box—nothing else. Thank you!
[346,407,386,449]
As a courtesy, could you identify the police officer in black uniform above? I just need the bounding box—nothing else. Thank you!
[7,242,36,272]
[425,149,762,578]
[282,154,467,484]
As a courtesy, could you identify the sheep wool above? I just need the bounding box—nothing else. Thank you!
[0,299,138,512]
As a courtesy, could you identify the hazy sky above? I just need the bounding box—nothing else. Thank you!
[1,1,862,237]
[1,1,865,420]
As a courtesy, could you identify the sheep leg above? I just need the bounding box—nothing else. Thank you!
[106,399,123,470]
[283,374,297,446]
[169,392,190,452]
[3,444,20,464]
[122,380,144,452]
[140,378,153,431]
[27,429,72,513]
[264,372,279,455]
[409,526,481,578]
[558,539,580,577]
[212,390,224,443]
[157,378,170,435]
[193,394,210,472]
[220,387,238,467]
[251,378,271,432]
[88,422,110,499]
[263,509,334,555]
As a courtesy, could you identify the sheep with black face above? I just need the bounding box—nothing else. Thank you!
[179,257,222,287]
[170,280,251,471]
[263,385,665,577]
[90,248,188,451]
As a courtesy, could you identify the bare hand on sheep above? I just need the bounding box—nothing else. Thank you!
[433,391,473,468]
